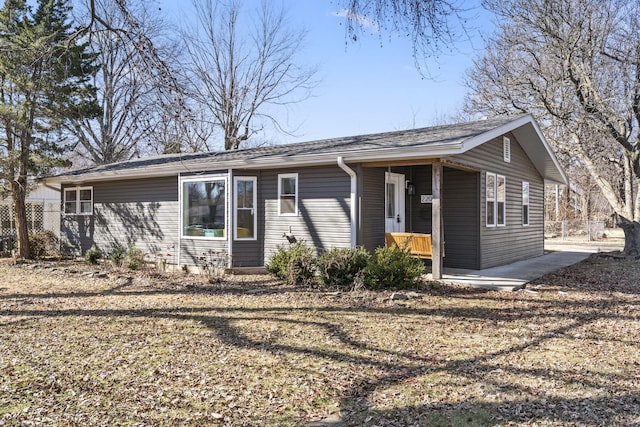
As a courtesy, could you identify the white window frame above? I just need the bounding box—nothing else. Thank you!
[180,174,228,240]
[234,176,257,241]
[486,173,506,227]
[497,175,506,226]
[522,181,530,226]
[278,173,298,216]
[63,186,93,216]
[486,172,496,227]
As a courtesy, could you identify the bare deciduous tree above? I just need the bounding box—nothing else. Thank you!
[465,0,640,254]
[338,0,470,74]
[69,0,173,164]
[183,0,318,151]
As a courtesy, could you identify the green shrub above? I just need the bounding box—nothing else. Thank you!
[85,245,103,264]
[108,244,127,267]
[28,231,60,259]
[317,247,371,289]
[266,241,317,287]
[124,246,146,270]
[266,245,290,280]
[364,245,425,290]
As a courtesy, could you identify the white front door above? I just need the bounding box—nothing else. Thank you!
[385,172,405,233]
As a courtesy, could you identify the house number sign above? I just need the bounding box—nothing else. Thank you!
[421,195,433,204]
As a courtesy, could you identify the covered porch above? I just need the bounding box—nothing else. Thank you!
[360,159,476,280]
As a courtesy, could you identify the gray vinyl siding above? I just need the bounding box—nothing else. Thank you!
[60,176,179,256]
[360,167,385,251]
[442,168,480,269]
[451,132,544,269]
[179,238,228,266]
[263,165,352,264]
[405,166,432,234]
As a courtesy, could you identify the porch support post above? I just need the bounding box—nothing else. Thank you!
[432,161,443,280]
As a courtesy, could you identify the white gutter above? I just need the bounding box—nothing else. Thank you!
[337,156,358,247]
[44,143,465,185]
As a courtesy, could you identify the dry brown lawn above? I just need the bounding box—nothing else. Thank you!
[1,254,640,426]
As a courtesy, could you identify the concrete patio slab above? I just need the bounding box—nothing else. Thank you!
[428,241,623,291]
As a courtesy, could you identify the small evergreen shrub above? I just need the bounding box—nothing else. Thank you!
[124,246,146,270]
[266,245,290,280]
[108,244,127,267]
[364,245,425,290]
[85,245,103,264]
[317,247,371,289]
[28,231,60,259]
[266,241,317,286]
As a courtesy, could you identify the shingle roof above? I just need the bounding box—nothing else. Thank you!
[55,114,522,177]
[47,113,567,184]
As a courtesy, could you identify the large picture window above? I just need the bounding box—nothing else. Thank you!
[486,173,506,227]
[278,173,298,216]
[182,176,227,238]
[63,187,93,215]
[235,177,257,240]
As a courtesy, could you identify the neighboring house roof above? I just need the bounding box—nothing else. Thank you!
[1,181,60,203]
[46,113,567,185]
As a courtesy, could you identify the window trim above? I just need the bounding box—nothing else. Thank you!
[278,173,298,216]
[234,176,257,241]
[63,186,93,216]
[522,181,530,226]
[485,172,506,227]
[486,172,496,227]
[180,174,228,240]
[497,174,506,227]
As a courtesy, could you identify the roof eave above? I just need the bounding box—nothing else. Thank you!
[45,143,466,184]
[460,114,568,185]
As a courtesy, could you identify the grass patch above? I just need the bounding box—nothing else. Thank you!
[1,254,640,425]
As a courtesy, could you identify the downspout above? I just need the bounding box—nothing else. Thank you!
[337,157,358,247]
[227,169,233,269]
[177,174,182,267]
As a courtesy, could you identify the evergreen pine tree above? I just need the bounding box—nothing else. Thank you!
[0,0,98,258]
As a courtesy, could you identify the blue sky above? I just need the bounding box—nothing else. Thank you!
[161,0,493,145]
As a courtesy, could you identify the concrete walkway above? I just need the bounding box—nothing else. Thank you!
[428,240,623,291]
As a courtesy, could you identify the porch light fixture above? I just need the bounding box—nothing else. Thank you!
[406,181,416,196]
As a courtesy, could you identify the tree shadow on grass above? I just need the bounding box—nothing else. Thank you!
[2,260,640,425]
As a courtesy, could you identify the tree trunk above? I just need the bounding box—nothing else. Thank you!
[619,219,640,256]
[10,177,30,259]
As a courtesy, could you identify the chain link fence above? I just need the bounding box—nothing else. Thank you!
[545,220,606,241]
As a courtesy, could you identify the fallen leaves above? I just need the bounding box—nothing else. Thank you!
[1,255,640,425]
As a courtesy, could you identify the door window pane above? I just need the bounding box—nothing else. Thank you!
[386,183,396,218]
[236,178,256,239]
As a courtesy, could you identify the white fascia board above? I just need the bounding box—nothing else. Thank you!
[460,114,568,185]
[459,114,534,152]
[44,168,180,185]
[225,142,465,169]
